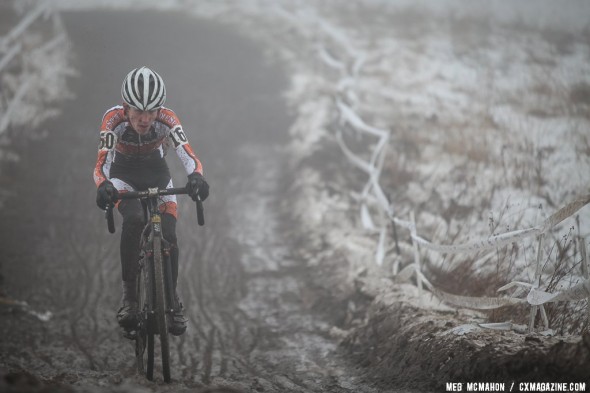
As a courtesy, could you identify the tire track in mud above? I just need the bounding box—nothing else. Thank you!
[0,9,381,393]
[171,142,381,392]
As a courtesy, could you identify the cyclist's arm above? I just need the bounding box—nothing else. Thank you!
[93,106,123,186]
[161,108,204,176]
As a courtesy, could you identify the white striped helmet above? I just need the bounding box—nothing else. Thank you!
[121,67,166,111]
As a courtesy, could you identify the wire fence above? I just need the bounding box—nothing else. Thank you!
[297,8,590,334]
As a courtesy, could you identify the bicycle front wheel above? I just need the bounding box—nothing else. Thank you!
[136,256,155,380]
[153,236,171,382]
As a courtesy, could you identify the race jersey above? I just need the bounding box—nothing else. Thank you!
[93,105,203,187]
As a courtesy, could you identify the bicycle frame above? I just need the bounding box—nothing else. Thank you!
[105,186,204,382]
[139,191,176,324]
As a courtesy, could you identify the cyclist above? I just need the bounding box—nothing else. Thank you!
[93,66,209,336]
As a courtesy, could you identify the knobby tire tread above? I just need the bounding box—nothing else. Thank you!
[138,255,155,380]
[135,265,146,376]
[153,236,171,382]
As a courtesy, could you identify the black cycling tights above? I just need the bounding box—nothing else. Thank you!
[118,199,178,288]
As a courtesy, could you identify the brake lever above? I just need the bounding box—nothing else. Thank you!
[105,203,115,233]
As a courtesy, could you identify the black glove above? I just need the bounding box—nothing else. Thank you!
[186,173,209,201]
[96,180,119,209]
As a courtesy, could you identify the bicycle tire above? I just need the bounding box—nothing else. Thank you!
[147,247,155,381]
[147,333,154,381]
[135,263,146,375]
[153,235,171,382]
[136,253,155,380]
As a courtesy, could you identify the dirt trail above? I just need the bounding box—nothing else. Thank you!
[2,7,589,393]
[0,10,388,393]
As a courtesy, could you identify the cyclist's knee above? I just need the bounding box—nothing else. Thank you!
[121,214,144,234]
[123,213,144,227]
[119,200,145,229]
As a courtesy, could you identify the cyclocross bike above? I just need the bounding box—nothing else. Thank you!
[105,187,204,382]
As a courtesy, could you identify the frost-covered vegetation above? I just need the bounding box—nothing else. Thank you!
[48,0,590,334]
[0,2,73,161]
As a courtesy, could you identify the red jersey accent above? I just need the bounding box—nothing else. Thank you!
[158,201,178,219]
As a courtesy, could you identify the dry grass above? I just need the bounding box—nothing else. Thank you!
[569,83,590,105]
[569,82,590,119]
[441,130,491,164]
[575,132,590,160]
[541,230,590,335]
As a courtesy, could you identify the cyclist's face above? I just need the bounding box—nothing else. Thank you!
[127,107,158,134]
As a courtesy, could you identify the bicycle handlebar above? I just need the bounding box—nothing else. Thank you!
[105,187,205,234]
[116,186,188,199]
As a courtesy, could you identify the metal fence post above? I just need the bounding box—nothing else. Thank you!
[529,234,545,333]
[579,236,589,327]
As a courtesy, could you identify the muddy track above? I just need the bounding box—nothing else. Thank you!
[0,10,384,393]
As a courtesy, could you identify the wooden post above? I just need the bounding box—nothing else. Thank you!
[528,305,538,333]
[539,305,549,331]
[391,218,401,256]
